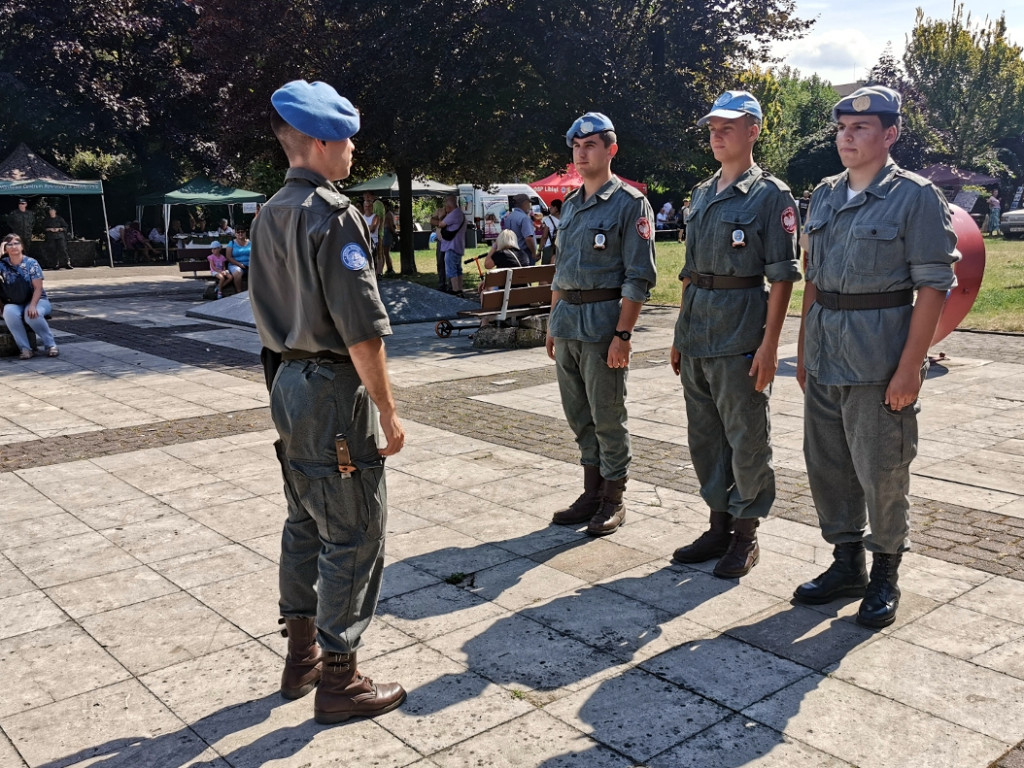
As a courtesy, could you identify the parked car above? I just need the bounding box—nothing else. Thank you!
[1001,208,1024,239]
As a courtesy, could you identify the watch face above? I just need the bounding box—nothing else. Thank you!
[616,330,631,341]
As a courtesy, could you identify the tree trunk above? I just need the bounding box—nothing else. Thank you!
[397,165,417,274]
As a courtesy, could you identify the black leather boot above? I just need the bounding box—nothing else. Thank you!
[586,476,626,536]
[672,510,733,564]
[857,552,902,628]
[793,542,869,604]
[552,465,604,525]
[713,517,760,578]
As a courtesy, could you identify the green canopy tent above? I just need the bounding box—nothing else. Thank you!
[136,177,266,260]
[342,173,457,198]
[0,143,114,266]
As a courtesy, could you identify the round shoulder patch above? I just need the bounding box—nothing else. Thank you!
[781,206,797,234]
[636,217,652,240]
[341,243,368,271]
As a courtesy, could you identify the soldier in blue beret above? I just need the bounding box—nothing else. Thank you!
[249,79,407,722]
[792,85,959,628]
[669,90,801,579]
[547,111,658,536]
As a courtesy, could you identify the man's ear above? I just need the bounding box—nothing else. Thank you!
[608,143,619,159]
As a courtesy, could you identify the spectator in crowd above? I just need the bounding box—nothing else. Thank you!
[206,241,231,298]
[380,200,397,276]
[108,222,125,262]
[216,219,235,238]
[541,199,561,264]
[361,199,381,274]
[439,193,467,294]
[656,202,674,229]
[502,194,537,265]
[430,206,447,290]
[123,221,158,261]
[225,226,251,294]
[676,198,690,243]
[532,211,546,249]
[148,224,167,245]
[1,233,58,359]
[988,190,1001,236]
[484,228,527,270]
[6,199,34,254]
[44,207,72,269]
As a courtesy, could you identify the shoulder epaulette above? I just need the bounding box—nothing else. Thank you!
[315,187,350,211]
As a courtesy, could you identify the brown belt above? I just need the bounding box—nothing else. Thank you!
[815,289,914,311]
[690,272,763,290]
[282,350,353,363]
[561,288,622,304]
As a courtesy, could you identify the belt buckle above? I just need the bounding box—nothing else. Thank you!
[693,274,713,290]
[566,289,583,304]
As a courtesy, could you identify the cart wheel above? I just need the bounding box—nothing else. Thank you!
[435,320,454,338]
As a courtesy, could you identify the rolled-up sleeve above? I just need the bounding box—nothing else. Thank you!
[763,188,802,283]
[907,185,959,291]
[620,197,657,303]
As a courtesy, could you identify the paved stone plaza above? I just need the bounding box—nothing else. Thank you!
[2,265,1024,767]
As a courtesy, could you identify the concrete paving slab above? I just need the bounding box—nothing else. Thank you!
[45,563,179,620]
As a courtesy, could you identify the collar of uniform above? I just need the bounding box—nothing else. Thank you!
[577,175,623,208]
[284,167,336,189]
[829,160,898,208]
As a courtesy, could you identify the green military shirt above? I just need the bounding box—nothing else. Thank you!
[549,176,657,342]
[803,161,959,386]
[249,168,391,356]
[674,164,801,358]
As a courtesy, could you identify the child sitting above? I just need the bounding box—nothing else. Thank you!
[206,241,231,298]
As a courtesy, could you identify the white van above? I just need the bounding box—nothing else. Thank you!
[458,183,548,242]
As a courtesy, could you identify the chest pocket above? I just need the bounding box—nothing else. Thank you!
[716,209,758,252]
[849,221,901,275]
[804,218,828,269]
[587,222,620,253]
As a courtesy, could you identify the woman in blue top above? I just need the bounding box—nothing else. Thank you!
[225,226,252,294]
[1,233,58,358]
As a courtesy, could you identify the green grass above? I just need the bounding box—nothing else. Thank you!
[400,234,1024,332]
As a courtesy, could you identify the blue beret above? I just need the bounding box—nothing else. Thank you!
[832,85,902,122]
[566,112,615,148]
[271,80,360,142]
[697,91,762,126]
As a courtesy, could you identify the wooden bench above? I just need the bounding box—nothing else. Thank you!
[458,264,554,326]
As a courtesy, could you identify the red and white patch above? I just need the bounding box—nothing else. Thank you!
[781,206,797,234]
[636,217,652,240]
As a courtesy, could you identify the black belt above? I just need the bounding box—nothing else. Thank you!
[815,289,914,311]
[282,350,353,363]
[690,272,763,290]
[561,288,622,304]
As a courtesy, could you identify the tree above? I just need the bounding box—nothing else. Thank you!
[903,4,1024,169]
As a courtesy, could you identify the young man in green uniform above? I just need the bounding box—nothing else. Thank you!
[6,199,34,256]
[546,112,657,536]
[250,80,407,723]
[44,208,72,269]
[792,86,958,628]
[670,91,801,579]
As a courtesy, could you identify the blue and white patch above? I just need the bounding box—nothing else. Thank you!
[341,243,368,271]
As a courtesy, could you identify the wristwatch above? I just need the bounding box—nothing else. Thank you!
[613,329,632,342]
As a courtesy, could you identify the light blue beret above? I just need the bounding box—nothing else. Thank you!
[566,112,615,148]
[697,91,763,126]
[271,80,360,141]
[832,85,902,122]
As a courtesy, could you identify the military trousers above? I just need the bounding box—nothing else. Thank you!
[678,353,775,519]
[555,338,630,480]
[803,373,918,554]
[270,358,387,654]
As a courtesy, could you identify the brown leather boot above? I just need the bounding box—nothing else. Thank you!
[713,517,760,578]
[279,617,322,700]
[672,510,733,564]
[314,651,407,724]
[586,476,627,536]
[552,464,604,525]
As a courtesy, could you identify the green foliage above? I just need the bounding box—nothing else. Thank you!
[903,4,1024,168]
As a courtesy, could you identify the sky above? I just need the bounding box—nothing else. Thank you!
[769,1,1024,86]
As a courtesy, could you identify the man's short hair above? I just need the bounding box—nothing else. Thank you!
[597,130,617,147]
[270,110,313,158]
[550,199,562,211]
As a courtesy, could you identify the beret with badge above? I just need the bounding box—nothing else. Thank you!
[566,112,615,148]
[831,85,902,122]
[271,80,360,142]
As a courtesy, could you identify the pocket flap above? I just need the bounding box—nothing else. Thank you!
[853,222,899,240]
[721,211,757,226]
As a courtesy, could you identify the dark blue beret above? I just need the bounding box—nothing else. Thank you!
[271,80,360,142]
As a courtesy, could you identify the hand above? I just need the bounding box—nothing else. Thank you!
[606,336,631,369]
[748,345,778,392]
[25,303,38,320]
[884,364,922,412]
[545,333,556,361]
[670,346,681,376]
[377,410,405,456]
